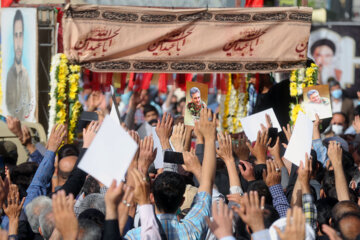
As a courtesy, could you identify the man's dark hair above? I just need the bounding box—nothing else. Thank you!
[78,209,105,231]
[152,172,186,213]
[81,176,101,196]
[247,180,273,206]
[263,204,279,228]
[13,10,24,32]
[332,201,360,227]
[333,112,349,127]
[10,162,38,200]
[143,104,159,117]
[179,97,186,103]
[315,198,338,234]
[311,39,336,55]
[323,171,336,198]
[58,144,79,161]
[354,106,360,118]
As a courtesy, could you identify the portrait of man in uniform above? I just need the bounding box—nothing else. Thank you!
[5,9,34,121]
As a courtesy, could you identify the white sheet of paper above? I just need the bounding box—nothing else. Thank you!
[240,108,281,142]
[152,127,164,169]
[137,122,153,139]
[78,115,138,187]
[284,112,313,166]
[109,86,121,124]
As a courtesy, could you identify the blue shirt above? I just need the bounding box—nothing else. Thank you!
[125,191,211,240]
[269,184,290,218]
[24,150,56,209]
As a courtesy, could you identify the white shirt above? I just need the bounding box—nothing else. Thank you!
[332,99,342,113]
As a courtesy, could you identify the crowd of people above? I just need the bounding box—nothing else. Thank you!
[1,76,360,240]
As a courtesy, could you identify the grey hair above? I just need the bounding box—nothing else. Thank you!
[78,193,105,216]
[25,196,52,233]
[78,219,102,240]
[190,87,200,97]
[39,208,55,240]
[307,89,319,98]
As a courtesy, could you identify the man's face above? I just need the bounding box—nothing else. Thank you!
[313,45,334,67]
[331,113,346,127]
[145,110,158,126]
[309,92,321,103]
[191,92,201,106]
[14,20,24,64]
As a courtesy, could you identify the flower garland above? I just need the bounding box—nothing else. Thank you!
[48,53,82,143]
[289,63,318,125]
[220,74,248,133]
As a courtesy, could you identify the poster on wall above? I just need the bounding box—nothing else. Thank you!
[308,24,360,89]
[1,8,37,122]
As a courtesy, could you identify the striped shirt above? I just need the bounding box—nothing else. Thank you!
[125,191,211,240]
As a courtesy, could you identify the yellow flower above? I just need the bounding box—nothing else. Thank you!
[290,73,296,82]
[310,63,318,68]
[301,83,306,89]
[306,68,315,76]
[290,88,297,97]
[69,91,77,100]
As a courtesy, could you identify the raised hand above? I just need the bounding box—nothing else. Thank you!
[20,126,32,146]
[155,113,173,149]
[170,123,186,152]
[298,154,312,192]
[3,184,25,221]
[233,191,265,233]
[105,180,125,220]
[138,136,157,174]
[322,224,342,240]
[0,177,10,207]
[233,134,250,161]
[129,91,142,109]
[193,122,204,144]
[47,124,67,152]
[117,185,134,236]
[182,149,202,180]
[205,200,234,239]
[282,124,292,142]
[263,160,281,187]
[82,121,101,148]
[6,116,22,139]
[313,113,321,140]
[274,207,306,240]
[239,160,255,182]
[216,132,234,163]
[328,141,343,168]
[226,193,243,205]
[246,130,270,164]
[52,190,78,240]
[196,108,216,140]
[130,168,150,206]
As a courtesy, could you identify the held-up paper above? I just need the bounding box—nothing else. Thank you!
[284,111,313,166]
[78,115,138,187]
[152,127,164,169]
[240,108,281,142]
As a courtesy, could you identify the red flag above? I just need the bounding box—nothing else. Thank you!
[1,0,18,7]
[158,74,168,93]
[176,74,193,91]
[142,73,153,90]
[245,0,263,7]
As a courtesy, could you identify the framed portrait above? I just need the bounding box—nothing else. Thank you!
[184,81,208,126]
[303,85,332,121]
[1,8,37,122]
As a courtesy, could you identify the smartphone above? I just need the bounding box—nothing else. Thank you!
[164,151,184,165]
[268,127,278,147]
[77,111,99,131]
